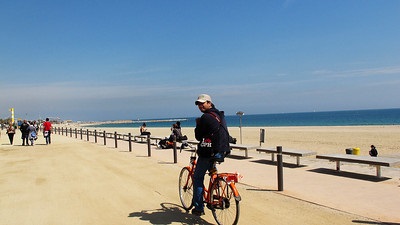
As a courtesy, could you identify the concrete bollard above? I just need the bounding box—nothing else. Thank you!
[128,133,132,152]
[277,146,283,191]
[147,134,151,157]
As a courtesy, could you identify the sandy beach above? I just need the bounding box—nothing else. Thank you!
[1,125,399,224]
[82,125,400,157]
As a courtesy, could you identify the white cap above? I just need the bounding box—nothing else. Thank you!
[195,94,212,105]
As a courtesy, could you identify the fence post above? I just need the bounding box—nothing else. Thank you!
[75,128,77,138]
[61,127,64,135]
[114,132,118,148]
[94,130,97,143]
[70,128,72,137]
[128,133,132,152]
[103,131,106,145]
[86,129,89,141]
[80,128,83,140]
[147,134,151,157]
[173,135,177,163]
[277,146,284,191]
[260,128,265,146]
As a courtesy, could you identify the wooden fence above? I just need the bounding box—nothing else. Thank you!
[52,127,179,163]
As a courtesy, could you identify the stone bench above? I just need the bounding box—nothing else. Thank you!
[133,135,148,143]
[257,148,317,166]
[149,136,165,145]
[229,144,258,158]
[316,154,400,178]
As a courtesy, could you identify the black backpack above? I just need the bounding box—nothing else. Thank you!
[158,138,174,149]
[207,111,231,158]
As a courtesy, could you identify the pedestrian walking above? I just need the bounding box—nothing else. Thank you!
[43,118,52,144]
[6,122,16,145]
[20,120,29,146]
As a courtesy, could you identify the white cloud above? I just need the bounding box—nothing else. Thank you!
[312,65,400,78]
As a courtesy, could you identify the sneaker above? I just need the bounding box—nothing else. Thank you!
[191,209,205,216]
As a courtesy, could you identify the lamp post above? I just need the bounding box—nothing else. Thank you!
[236,111,244,144]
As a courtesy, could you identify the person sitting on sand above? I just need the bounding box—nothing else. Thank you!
[369,145,378,157]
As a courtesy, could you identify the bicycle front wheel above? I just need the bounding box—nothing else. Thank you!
[178,167,193,210]
[210,178,240,225]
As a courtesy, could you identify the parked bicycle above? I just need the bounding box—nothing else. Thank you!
[178,150,241,225]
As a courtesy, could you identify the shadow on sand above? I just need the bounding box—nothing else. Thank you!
[308,168,391,182]
[251,159,307,169]
[352,220,400,225]
[128,203,213,225]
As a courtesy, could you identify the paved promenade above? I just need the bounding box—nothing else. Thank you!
[1,131,399,224]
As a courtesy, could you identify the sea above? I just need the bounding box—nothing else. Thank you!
[90,108,400,128]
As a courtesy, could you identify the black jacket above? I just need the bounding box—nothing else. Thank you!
[195,107,230,157]
[20,123,29,135]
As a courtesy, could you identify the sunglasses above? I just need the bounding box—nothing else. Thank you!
[195,101,208,106]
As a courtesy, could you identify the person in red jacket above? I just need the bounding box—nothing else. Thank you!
[43,118,52,144]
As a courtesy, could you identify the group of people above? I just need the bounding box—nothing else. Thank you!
[156,121,188,149]
[170,121,187,142]
[5,118,52,146]
[19,120,38,146]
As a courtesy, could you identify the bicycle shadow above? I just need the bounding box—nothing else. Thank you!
[128,202,214,225]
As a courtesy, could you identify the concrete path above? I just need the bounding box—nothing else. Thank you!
[1,132,399,224]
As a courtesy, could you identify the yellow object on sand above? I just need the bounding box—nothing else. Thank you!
[353,147,360,155]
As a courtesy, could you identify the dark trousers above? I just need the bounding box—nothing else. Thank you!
[8,133,15,145]
[22,134,29,145]
[192,156,214,212]
[45,132,51,144]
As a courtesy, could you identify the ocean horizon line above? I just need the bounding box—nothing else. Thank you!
[84,107,400,123]
[83,108,400,128]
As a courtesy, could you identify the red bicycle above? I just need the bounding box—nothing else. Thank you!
[178,151,241,225]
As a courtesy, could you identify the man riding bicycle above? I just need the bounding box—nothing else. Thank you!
[192,94,231,216]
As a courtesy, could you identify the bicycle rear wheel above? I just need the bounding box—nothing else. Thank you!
[210,178,240,225]
[178,167,193,210]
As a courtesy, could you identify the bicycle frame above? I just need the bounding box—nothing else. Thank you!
[184,154,241,205]
[179,151,241,225]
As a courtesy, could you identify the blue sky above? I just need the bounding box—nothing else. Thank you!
[1,0,399,121]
